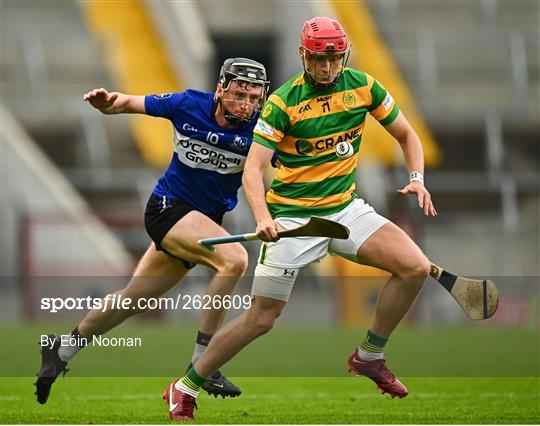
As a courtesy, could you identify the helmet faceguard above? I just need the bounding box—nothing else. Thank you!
[215,58,270,125]
[300,17,351,89]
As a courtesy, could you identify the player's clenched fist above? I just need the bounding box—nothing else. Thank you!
[256,217,280,242]
[83,88,119,113]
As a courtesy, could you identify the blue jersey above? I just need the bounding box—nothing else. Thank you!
[145,90,257,216]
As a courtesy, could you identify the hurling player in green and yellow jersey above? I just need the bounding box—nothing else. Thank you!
[175,17,437,419]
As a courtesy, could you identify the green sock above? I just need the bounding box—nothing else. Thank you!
[180,367,206,393]
[360,330,388,354]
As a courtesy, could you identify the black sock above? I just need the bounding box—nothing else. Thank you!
[192,331,213,363]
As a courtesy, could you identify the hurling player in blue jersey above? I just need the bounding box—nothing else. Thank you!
[35,58,270,406]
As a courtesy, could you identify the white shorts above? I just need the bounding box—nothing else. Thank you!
[257,197,389,268]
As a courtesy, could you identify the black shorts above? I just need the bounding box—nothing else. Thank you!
[144,194,224,269]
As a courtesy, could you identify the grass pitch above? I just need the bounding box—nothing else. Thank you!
[2,377,538,424]
[1,323,538,423]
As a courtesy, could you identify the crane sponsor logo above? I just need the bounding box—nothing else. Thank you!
[294,127,360,156]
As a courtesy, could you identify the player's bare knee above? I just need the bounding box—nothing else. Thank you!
[215,245,248,275]
[414,258,431,281]
[247,298,282,336]
[253,310,278,336]
[400,257,430,285]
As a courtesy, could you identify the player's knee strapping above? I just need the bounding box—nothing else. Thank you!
[251,263,300,302]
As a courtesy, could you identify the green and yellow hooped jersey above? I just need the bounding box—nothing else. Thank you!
[253,68,399,219]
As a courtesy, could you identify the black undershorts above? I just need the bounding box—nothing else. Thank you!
[144,194,224,269]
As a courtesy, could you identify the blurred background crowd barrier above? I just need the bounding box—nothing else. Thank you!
[1,0,538,329]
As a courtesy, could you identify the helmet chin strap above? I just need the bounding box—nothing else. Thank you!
[217,98,244,125]
[212,97,239,126]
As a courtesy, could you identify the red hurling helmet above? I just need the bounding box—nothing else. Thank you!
[300,17,351,88]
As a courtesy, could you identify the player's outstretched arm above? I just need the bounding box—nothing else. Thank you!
[82,88,146,114]
[243,143,279,242]
[384,111,437,217]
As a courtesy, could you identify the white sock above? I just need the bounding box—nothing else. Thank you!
[57,334,85,362]
[358,347,384,361]
[174,379,199,397]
